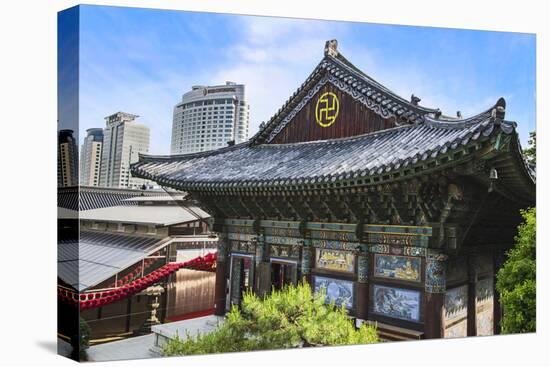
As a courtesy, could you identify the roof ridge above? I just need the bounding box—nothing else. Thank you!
[329,54,439,114]
[136,141,247,162]
[424,97,507,127]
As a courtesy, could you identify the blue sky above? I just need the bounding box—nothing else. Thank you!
[62,5,536,154]
[58,6,79,133]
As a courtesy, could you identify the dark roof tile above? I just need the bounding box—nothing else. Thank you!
[132,118,517,190]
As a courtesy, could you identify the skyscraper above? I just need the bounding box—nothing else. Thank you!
[99,112,151,189]
[170,82,249,154]
[80,128,104,187]
[58,129,78,187]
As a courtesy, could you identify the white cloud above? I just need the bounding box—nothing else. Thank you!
[207,16,351,137]
[78,14,350,154]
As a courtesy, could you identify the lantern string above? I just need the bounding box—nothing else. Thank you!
[57,252,217,310]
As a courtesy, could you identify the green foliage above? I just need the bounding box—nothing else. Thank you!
[163,282,378,356]
[523,131,536,166]
[496,207,536,333]
[71,317,91,361]
[79,317,91,351]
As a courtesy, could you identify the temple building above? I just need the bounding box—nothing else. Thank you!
[130,40,535,340]
[57,186,217,343]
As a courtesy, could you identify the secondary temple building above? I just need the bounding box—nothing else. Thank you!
[57,186,217,342]
[131,40,535,340]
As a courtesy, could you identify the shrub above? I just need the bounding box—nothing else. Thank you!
[496,207,536,333]
[163,281,378,356]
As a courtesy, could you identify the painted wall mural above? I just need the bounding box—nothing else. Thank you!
[315,249,355,273]
[476,278,494,336]
[374,255,421,282]
[313,276,354,309]
[372,285,421,322]
[443,285,468,338]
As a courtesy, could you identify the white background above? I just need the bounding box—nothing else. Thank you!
[0,0,547,366]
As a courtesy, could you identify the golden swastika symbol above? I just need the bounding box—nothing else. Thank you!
[315,92,340,127]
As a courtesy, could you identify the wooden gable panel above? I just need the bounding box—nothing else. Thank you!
[270,82,396,144]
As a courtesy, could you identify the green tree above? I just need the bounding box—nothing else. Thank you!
[163,282,378,356]
[523,131,536,166]
[496,207,536,333]
[70,317,91,361]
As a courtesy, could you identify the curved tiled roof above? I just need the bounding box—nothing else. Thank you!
[132,115,519,190]
[58,231,167,291]
[57,186,166,211]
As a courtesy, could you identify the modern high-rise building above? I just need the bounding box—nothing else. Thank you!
[58,129,78,187]
[170,82,249,154]
[99,112,151,189]
[80,128,104,187]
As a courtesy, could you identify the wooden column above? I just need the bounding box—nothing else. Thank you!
[355,244,369,320]
[424,251,447,339]
[257,261,271,297]
[214,236,228,316]
[300,239,313,285]
[255,233,271,298]
[467,254,477,336]
[125,297,132,332]
[425,293,444,338]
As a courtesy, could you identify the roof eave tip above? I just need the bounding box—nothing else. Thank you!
[324,39,339,57]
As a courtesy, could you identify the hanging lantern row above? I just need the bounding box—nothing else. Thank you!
[109,257,157,289]
[58,252,217,311]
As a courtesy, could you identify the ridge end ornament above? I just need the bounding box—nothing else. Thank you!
[324,39,339,57]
